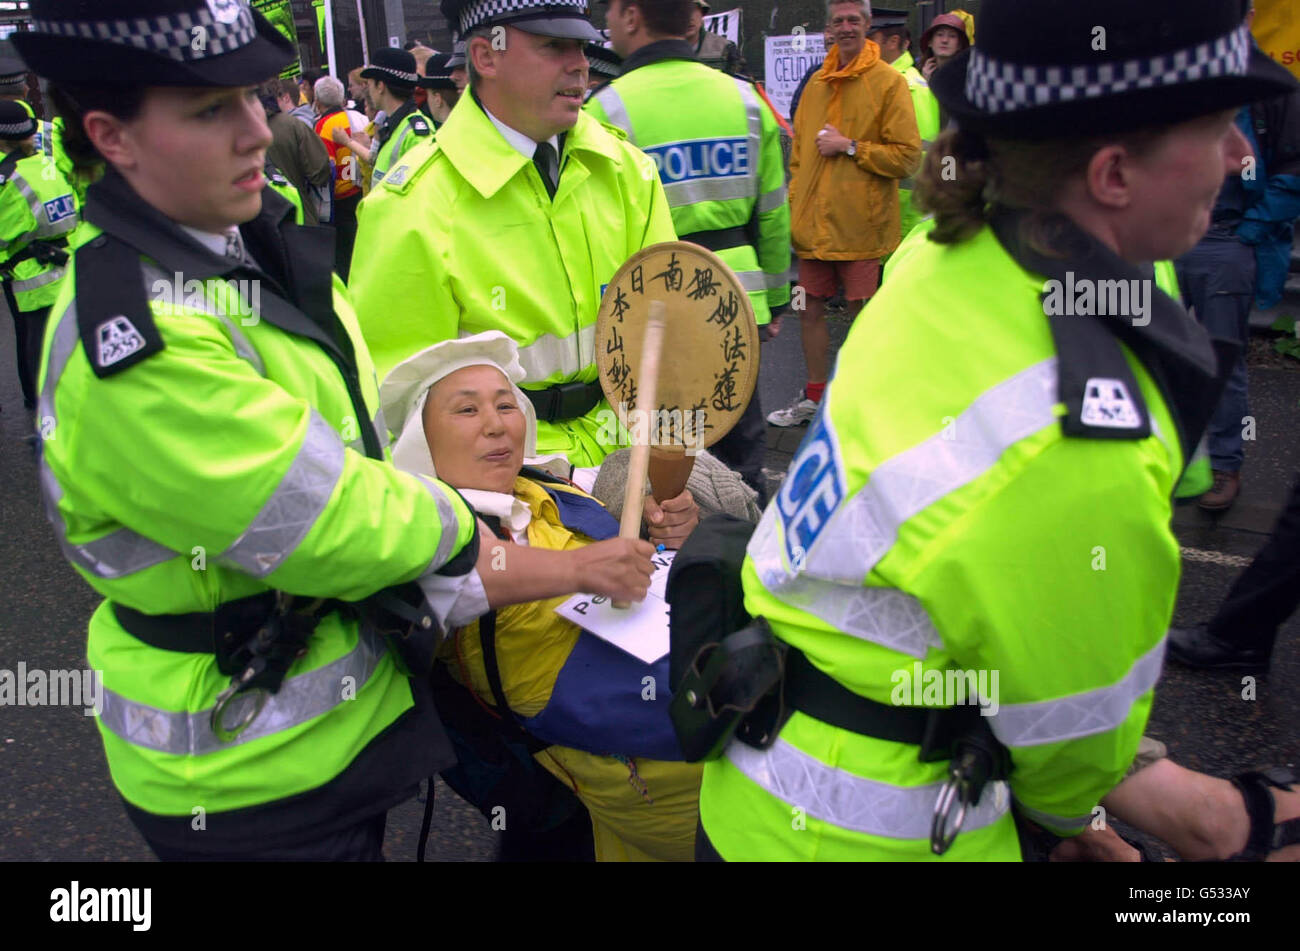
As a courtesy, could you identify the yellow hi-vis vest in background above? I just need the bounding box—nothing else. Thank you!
[370,101,432,187]
[37,175,478,836]
[349,96,676,469]
[701,223,1197,860]
[585,47,791,326]
[890,51,940,248]
[0,148,79,312]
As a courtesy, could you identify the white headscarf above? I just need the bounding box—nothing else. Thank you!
[379,331,541,480]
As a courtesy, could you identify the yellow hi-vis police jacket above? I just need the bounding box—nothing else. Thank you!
[348,93,677,469]
[36,169,479,853]
[0,147,80,312]
[700,209,1225,860]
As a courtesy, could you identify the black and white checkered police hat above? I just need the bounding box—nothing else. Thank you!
[420,51,458,90]
[930,0,1297,139]
[440,0,603,44]
[0,100,37,141]
[13,0,294,87]
[585,43,621,80]
[0,41,28,85]
[362,47,421,88]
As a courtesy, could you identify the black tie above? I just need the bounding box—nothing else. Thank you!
[533,141,558,199]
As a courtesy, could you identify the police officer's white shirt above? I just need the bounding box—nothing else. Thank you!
[181,225,253,267]
[482,104,559,162]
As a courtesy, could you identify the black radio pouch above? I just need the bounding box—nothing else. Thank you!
[670,617,789,761]
[666,514,791,761]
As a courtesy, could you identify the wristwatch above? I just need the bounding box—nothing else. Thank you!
[845,140,857,157]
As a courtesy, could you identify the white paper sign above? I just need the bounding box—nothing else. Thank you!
[555,549,676,664]
[764,33,827,120]
[703,9,741,44]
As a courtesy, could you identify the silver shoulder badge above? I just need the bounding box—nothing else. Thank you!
[1081,377,1143,429]
[96,316,147,369]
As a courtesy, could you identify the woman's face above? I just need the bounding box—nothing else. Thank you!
[930,26,963,58]
[422,364,526,495]
[100,86,272,233]
[1119,109,1252,262]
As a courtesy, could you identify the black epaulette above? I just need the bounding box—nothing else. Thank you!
[75,233,164,378]
[265,162,290,187]
[0,151,20,187]
[409,115,431,136]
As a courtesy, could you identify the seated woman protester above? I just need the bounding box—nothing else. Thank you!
[381,332,704,862]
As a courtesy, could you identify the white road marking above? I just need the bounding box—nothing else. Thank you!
[1180,546,1253,568]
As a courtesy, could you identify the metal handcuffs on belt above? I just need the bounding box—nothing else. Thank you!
[210,593,323,743]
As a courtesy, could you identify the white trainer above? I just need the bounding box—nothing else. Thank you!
[767,392,819,427]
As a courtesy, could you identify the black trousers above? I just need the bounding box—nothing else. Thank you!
[331,190,362,282]
[1207,471,1300,656]
[145,810,387,862]
[5,288,49,410]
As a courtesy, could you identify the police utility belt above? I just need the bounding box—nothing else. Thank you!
[670,616,1011,855]
[522,380,604,423]
[679,226,751,254]
[1,235,70,277]
[111,583,444,744]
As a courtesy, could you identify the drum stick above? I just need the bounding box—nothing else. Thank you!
[614,301,666,608]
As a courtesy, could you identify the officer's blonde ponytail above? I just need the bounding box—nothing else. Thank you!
[916,125,1170,253]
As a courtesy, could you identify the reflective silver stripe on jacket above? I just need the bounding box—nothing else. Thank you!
[12,265,67,294]
[733,268,788,294]
[726,736,1011,840]
[748,517,943,657]
[591,85,636,145]
[757,183,788,214]
[662,175,756,206]
[776,357,1059,586]
[734,76,763,199]
[503,323,595,384]
[421,477,464,570]
[987,637,1166,748]
[10,170,78,238]
[37,302,179,579]
[1013,800,1092,832]
[96,626,388,756]
[218,410,346,577]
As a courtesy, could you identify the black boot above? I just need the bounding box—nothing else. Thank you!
[1167,624,1270,671]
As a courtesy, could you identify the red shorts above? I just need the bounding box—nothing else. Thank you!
[797,257,881,302]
